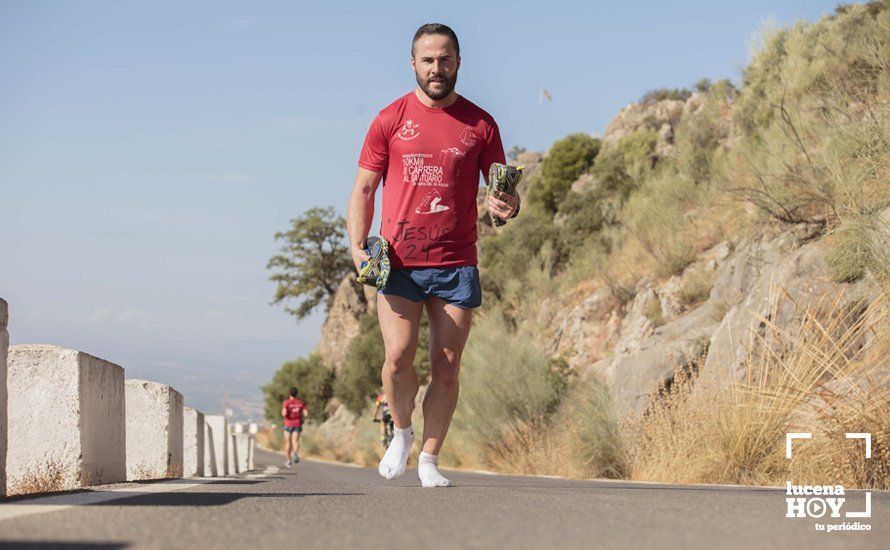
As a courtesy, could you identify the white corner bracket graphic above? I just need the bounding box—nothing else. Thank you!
[845,432,872,459]
[846,492,872,518]
[786,432,812,459]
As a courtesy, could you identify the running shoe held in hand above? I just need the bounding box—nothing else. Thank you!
[486,162,523,227]
[356,235,391,290]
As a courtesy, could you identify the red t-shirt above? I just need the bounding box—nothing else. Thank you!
[358,91,506,268]
[282,397,306,428]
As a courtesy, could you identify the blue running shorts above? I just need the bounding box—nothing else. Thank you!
[378,266,482,309]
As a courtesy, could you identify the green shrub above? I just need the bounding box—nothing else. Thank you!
[558,376,629,478]
[480,205,567,298]
[640,87,692,104]
[262,353,334,423]
[642,296,665,326]
[825,218,872,283]
[592,128,658,196]
[556,187,619,255]
[672,94,728,184]
[529,133,601,214]
[676,264,717,307]
[622,170,702,277]
[694,78,712,93]
[731,3,888,225]
[448,311,565,462]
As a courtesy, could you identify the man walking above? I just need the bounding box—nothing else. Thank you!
[281,386,308,467]
[347,23,519,487]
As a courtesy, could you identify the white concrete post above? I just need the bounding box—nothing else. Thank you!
[202,420,215,476]
[248,422,258,435]
[204,415,227,476]
[183,407,204,477]
[125,380,184,480]
[234,434,250,473]
[7,344,126,494]
[0,299,8,496]
[227,428,238,474]
[247,436,255,471]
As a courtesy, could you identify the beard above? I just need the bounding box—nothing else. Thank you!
[416,70,457,100]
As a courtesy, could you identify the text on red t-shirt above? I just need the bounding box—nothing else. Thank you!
[358,91,506,268]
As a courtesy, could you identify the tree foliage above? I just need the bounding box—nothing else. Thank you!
[261,353,334,423]
[529,133,601,214]
[267,206,353,320]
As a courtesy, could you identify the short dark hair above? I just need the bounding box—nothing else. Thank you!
[412,23,460,58]
[289,387,298,397]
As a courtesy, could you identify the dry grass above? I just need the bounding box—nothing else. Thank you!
[297,292,888,489]
[256,427,283,451]
[641,296,665,326]
[300,417,382,467]
[440,373,628,480]
[676,263,717,308]
[9,459,67,496]
[630,290,889,488]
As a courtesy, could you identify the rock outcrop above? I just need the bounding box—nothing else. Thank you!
[314,275,375,373]
[703,228,876,382]
[603,99,685,144]
[549,287,621,372]
[557,223,879,417]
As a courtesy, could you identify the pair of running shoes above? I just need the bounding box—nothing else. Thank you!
[356,163,523,289]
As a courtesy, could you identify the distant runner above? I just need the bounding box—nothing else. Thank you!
[347,23,519,487]
[281,387,308,467]
[371,392,395,448]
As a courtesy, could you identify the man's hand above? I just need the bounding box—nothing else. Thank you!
[488,191,519,222]
[350,242,371,272]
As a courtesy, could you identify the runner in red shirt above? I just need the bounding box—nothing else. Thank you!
[281,387,309,467]
[347,24,519,487]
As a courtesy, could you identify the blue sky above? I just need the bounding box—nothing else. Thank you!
[1,0,840,419]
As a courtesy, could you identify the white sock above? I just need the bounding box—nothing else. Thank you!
[378,425,414,480]
[418,452,452,487]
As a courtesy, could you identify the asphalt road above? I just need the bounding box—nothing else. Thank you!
[0,447,886,549]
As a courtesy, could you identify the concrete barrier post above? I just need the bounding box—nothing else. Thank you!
[7,344,126,494]
[227,428,238,474]
[183,407,204,477]
[247,436,255,471]
[204,415,227,476]
[234,434,250,472]
[125,380,183,480]
[0,299,8,496]
[202,420,215,476]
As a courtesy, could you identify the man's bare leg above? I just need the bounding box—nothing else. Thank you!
[377,293,423,479]
[283,432,293,465]
[419,296,473,487]
[293,431,302,462]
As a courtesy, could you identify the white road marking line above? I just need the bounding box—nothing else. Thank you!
[0,478,222,522]
[243,466,278,478]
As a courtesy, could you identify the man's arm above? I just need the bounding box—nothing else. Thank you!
[347,167,383,271]
[302,406,309,420]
